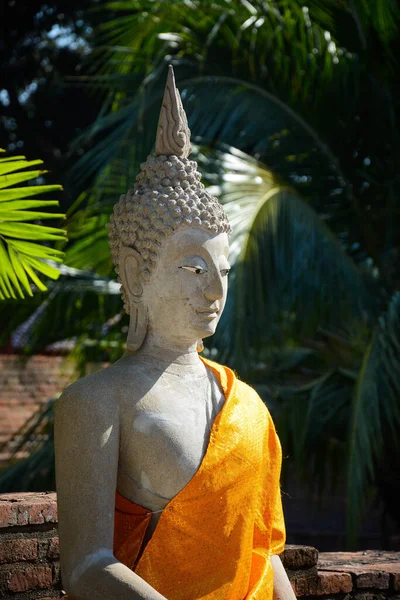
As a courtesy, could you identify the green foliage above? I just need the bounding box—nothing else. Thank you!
[202,149,373,368]
[347,292,400,546]
[0,150,66,299]
[0,265,124,355]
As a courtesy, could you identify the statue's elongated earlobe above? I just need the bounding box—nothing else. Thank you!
[119,246,149,352]
[127,302,148,352]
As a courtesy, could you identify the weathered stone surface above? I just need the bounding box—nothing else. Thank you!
[0,502,16,529]
[0,492,57,528]
[282,545,319,570]
[7,565,53,592]
[291,571,353,596]
[318,550,400,568]
[0,538,38,564]
[318,551,400,593]
[355,569,390,589]
[320,565,390,589]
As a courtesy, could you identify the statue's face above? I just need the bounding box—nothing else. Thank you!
[141,227,230,345]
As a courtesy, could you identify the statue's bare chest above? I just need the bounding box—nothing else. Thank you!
[117,370,225,511]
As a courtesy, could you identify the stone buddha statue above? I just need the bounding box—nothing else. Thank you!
[55,66,296,600]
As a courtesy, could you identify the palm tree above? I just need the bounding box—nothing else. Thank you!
[2,0,400,547]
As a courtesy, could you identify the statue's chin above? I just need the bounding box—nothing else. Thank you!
[201,330,217,340]
[195,320,220,339]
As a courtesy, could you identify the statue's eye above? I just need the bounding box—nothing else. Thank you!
[179,266,207,275]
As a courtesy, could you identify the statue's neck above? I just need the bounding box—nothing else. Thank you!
[136,345,199,365]
[125,334,205,377]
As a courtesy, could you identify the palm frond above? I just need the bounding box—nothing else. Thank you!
[65,142,146,275]
[0,150,66,300]
[346,291,400,547]
[0,265,123,355]
[350,0,400,45]
[94,0,346,94]
[69,0,356,194]
[276,369,352,494]
[202,148,373,368]
[70,67,351,198]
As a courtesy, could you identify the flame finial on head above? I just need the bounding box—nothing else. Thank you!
[155,65,191,158]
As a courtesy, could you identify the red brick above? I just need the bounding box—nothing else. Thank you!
[26,503,47,525]
[8,565,52,592]
[0,538,38,563]
[0,493,57,528]
[368,563,400,591]
[282,545,318,570]
[292,571,352,596]
[17,506,30,526]
[321,559,400,591]
[0,502,17,527]
[318,550,400,567]
[320,565,390,589]
[355,568,390,589]
[0,354,80,456]
[47,537,59,559]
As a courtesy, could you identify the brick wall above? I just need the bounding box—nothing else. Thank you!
[0,493,61,599]
[0,493,399,600]
[0,356,76,452]
[283,545,400,597]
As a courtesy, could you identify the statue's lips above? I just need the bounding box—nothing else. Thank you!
[196,309,219,319]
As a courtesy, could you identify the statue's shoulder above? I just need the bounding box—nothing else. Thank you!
[57,356,151,416]
[57,361,127,416]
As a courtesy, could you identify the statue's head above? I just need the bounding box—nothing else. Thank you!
[107,66,231,351]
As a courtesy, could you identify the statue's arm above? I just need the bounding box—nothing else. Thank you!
[54,380,167,600]
[271,555,297,600]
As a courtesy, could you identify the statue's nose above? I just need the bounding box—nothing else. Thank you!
[204,272,224,302]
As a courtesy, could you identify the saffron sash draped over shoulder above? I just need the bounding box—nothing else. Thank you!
[114,358,286,600]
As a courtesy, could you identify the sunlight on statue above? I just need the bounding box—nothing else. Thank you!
[55,65,295,600]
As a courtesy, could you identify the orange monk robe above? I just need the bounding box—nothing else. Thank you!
[114,358,286,600]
